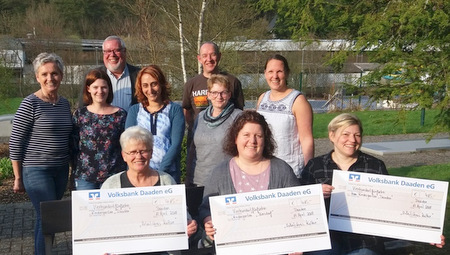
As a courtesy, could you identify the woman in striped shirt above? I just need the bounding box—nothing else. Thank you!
[9,52,72,255]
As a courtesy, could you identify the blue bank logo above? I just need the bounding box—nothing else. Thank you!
[225,196,236,205]
[349,174,361,182]
[89,192,101,200]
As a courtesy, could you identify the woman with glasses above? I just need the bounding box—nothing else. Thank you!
[185,74,242,187]
[101,126,198,251]
[72,68,127,190]
[125,65,184,183]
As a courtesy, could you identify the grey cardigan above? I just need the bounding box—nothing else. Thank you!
[198,157,300,222]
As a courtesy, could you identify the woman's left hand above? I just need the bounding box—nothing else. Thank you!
[187,219,198,237]
[13,178,25,194]
[430,235,445,248]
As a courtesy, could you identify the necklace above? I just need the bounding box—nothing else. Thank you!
[146,103,165,114]
[38,90,58,105]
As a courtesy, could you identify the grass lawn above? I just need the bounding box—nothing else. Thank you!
[1,99,444,139]
[389,163,450,254]
[313,109,441,138]
[0,97,22,115]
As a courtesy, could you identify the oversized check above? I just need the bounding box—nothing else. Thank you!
[209,184,331,255]
[72,185,188,255]
[329,170,448,243]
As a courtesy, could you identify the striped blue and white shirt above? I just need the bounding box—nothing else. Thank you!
[9,94,73,167]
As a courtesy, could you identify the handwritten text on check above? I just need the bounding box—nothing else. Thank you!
[329,171,448,244]
[209,184,331,255]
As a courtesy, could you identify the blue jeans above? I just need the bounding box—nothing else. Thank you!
[75,179,102,190]
[22,164,69,255]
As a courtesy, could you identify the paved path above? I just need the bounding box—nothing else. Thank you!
[0,114,13,143]
[361,138,450,155]
[0,202,71,255]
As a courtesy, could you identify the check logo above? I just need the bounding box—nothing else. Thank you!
[225,196,236,205]
[89,192,101,200]
[349,174,361,182]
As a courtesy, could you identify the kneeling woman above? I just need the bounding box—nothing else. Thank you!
[300,113,445,255]
[198,110,300,251]
[101,126,197,247]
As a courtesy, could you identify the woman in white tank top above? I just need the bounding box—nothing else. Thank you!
[257,54,314,178]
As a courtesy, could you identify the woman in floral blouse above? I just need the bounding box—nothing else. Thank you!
[72,68,127,190]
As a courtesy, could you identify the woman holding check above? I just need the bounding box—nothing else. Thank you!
[101,126,197,249]
[198,110,301,253]
[300,113,445,255]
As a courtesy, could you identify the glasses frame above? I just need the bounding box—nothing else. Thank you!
[102,48,124,55]
[123,149,151,157]
[208,90,230,98]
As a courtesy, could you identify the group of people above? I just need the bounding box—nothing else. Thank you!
[9,36,191,255]
[9,35,444,255]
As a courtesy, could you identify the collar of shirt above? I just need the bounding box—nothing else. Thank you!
[106,64,129,81]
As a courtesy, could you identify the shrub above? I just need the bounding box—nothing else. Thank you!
[0,157,13,180]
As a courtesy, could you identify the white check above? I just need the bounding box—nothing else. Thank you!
[209,184,331,255]
[329,170,448,243]
[72,185,188,255]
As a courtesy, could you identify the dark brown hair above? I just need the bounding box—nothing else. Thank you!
[135,65,171,107]
[223,110,276,158]
[264,54,290,77]
[83,68,113,105]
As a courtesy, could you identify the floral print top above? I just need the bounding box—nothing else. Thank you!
[72,107,127,184]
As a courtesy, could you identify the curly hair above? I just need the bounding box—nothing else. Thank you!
[223,110,276,158]
[135,65,171,107]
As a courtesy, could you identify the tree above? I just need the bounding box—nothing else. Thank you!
[51,0,122,39]
[196,0,207,74]
[0,64,15,100]
[112,0,270,96]
[255,0,449,134]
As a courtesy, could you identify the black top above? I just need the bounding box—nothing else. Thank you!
[301,151,389,254]
[119,171,161,188]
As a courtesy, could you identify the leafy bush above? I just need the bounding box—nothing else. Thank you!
[0,157,13,180]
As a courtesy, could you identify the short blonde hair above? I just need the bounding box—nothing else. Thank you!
[207,74,231,92]
[328,113,363,135]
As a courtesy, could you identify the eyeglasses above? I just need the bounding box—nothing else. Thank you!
[209,91,230,98]
[102,48,123,55]
[123,150,151,157]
